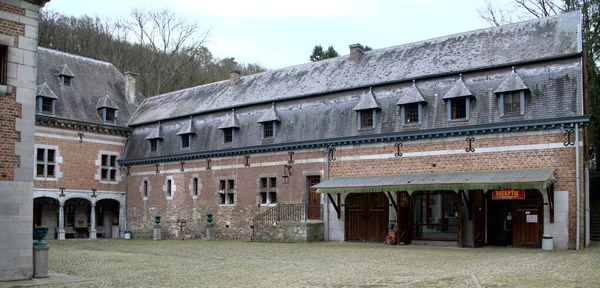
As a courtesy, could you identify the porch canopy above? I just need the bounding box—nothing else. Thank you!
[314,168,555,194]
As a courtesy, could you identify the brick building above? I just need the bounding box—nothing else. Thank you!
[119,12,590,250]
[0,0,50,281]
[31,48,143,240]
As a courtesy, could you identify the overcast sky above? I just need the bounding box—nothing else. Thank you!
[44,0,516,70]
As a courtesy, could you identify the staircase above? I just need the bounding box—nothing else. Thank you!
[591,200,600,241]
[251,204,323,242]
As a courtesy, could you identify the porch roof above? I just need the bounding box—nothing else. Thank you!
[314,168,555,194]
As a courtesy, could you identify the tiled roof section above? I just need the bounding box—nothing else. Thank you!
[36,82,58,99]
[145,122,163,140]
[96,93,119,110]
[257,103,281,123]
[353,87,381,111]
[442,75,474,100]
[494,67,530,94]
[128,12,581,126]
[37,48,143,127]
[397,80,426,105]
[177,117,196,135]
[59,63,74,77]
[217,109,240,129]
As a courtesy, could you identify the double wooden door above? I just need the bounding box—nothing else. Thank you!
[345,193,389,242]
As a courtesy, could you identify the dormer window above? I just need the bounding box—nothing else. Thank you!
[59,63,74,87]
[105,108,115,121]
[97,94,119,123]
[450,98,467,119]
[61,76,72,86]
[262,121,275,139]
[257,103,281,141]
[443,74,474,121]
[404,104,419,124]
[181,134,191,149]
[223,128,234,144]
[218,109,240,145]
[353,87,381,131]
[177,117,196,150]
[495,67,529,117]
[149,139,159,152]
[35,82,58,115]
[397,81,426,126]
[146,122,163,153]
[38,97,55,114]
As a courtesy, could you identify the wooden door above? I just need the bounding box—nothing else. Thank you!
[397,191,411,244]
[345,193,389,242]
[513,191,543,248]
[307,176,321,220]
[472,190,486,247]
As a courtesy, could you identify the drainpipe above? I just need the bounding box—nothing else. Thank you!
[585,163,590,247]
[576,123,580,250]
[325,145,330,241]
[121,133,132,237]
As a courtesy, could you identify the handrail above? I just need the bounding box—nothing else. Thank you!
[251,204,322,240]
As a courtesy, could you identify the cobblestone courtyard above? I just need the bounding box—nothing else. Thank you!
[21,240,600,287]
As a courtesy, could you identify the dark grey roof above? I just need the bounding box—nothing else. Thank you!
[177,117,196,135]
[352,88,381,111]
[36,82,58,99]
[442,75,474,100]
[494,67,530,94]
[36,48,143,127]
[96,93,119,110]
[59,63,74,77]
[396,80,426,105]
[257,103,281,123]
[128,11,581,126]
[217,109,240,129]
[145,122,163,139]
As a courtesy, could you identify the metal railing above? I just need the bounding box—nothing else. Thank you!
[251,204,322,240]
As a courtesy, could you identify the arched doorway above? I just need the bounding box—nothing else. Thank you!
[63,198,92,238]
[33,197,59,239]
[345,193,389,242]
[95,199,121,238]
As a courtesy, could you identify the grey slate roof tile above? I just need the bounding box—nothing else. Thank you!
[353,88,381,111]
[177,117,196,135]
[59,63,74,77]
[257,103,281,123]
[96,93,119,110]
[36,82,58,99]
[494,67,530,93]
[128,11,581,126]
[217,109,240,129]
[442,75,474,100]
[396,80,426,105]
[145,122,163,139]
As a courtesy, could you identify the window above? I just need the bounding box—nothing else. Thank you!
[218,179,235,205]
[0,45,6,85]
[404,104,419,124]
[358,109,375,129]
[262,121,275,139]
[140,177,151,200]
[412,191,458,240]
[181,134,191,149]
[61,76,72,86]
[164,176,175,200]
[149,139,158,152]
[166,179,172,197]
[450,98,467,120]
[36,148,56,179]
[103,108,116,123]
[143,180,148,198]
[37,97,55,114]
[100,154,118,182]
[259,177,278,205]
[192,177,198,196]
[501,92,524,116]
[223,128,234,144]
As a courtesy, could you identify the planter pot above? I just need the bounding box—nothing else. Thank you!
[33,227,49,246]
[124,232,131,239]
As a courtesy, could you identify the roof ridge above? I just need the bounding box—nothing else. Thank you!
[38,47,114,66]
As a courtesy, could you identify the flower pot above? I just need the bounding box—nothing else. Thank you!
[33,227,49,246]
[206,214,213,224]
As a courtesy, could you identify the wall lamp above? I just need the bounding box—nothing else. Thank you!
[282,165,292,184]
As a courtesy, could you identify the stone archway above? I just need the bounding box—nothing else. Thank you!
[63,198,92,239]
[33,197,60,240]
[95,199,121,238]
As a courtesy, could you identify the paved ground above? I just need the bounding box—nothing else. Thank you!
[12,240,600,287]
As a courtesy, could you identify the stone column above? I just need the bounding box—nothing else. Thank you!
[33,245,50,278]
[119,204,126,238]
[58,202,65,240]
[89,203,97,239]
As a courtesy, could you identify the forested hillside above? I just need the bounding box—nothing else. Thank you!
[38,9,266,97]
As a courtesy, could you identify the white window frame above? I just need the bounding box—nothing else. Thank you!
[34,144,63,181]
[163,175,176,201]
[139,177,151,201]
[189,174,201,200]
[95,151,121,184]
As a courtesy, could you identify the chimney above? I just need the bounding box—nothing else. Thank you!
[349,43,364,61]
[229,70,241,86]
[124,71,139,104]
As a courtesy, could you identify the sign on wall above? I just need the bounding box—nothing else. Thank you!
[526,214,538,223]
[492,188,525,200]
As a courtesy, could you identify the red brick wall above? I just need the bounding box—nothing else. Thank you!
[0,87,19,180]
[0,3,25,16]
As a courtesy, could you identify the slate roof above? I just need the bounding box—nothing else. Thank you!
[36,82,58,99]
[257,103,281,123]
[494,67,530,94]
[352,88,381,111]
[145,122,163,140]
[442,75,474,100]
[128,11,581,126]
[177,117,196,135]
[36,47,143,127]
[59,63,74,77]
[217,109,240,129]
[96,93,119,110]
[396,80,426,105]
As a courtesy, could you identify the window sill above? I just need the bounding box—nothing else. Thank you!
[191,195,198,200]
[258,203,277,207]
[99,180,119,185]
[448,118,469,124]
[219,204,236,207]
[35,177,57,181]
[358,127,377,132]
[402,123,421,128]
[142,197,148,201]
[500,113,524,119]
[165,197,173,201]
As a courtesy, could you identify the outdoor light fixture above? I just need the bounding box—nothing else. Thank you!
[282,165,292,184]
[91,188,97,198]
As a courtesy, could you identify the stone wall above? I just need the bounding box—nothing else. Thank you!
[0,0,45,281]
[254,221,324,243]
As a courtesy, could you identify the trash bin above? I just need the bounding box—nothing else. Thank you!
[542,234,553,250]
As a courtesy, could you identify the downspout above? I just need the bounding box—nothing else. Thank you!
[121,133,132,237]
[576,123,580,250]
[585,163,590,247]
[325,145,330,241]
